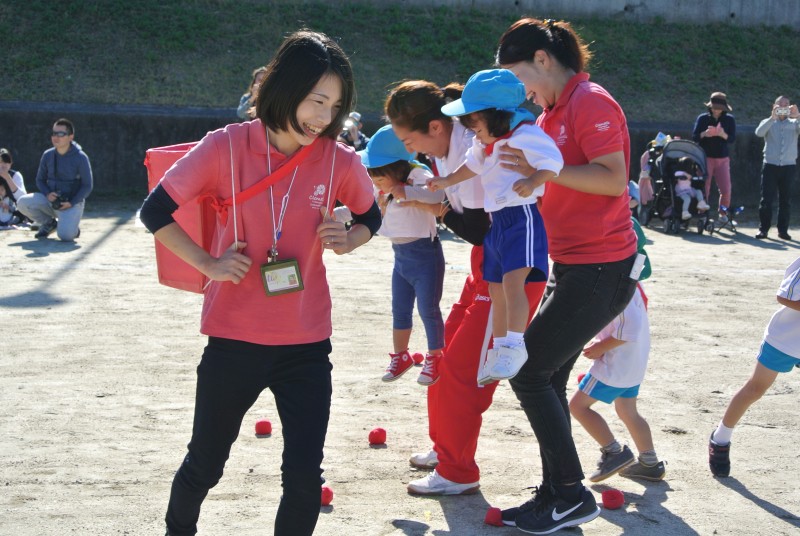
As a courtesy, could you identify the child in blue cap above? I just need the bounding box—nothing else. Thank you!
[359,125,447,386]
[428,69,563,383]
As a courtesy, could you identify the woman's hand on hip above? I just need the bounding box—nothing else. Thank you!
[204,241,252,284]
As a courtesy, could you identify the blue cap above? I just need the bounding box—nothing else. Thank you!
[441,69,526,117]
[357,125,414,169]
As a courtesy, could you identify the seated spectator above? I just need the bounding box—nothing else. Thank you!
[17,118,93,241]
[0,148,29,226]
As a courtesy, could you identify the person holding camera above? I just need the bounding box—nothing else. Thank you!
[0,148,28,226]
[17,118,93,241]
[337,111,369,150]
[754,95,800,240]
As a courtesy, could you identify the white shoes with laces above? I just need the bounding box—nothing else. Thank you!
[489,344,528,381]
[407,469,480,495]
[409,449,439,469]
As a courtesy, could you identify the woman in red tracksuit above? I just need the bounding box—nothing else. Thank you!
[385,80,547,495]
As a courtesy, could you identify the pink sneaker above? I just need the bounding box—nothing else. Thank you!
[382,350,415,382]
[417,353,441,386]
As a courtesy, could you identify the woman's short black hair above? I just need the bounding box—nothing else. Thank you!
[256,30,355,140]
[459,109,513,138]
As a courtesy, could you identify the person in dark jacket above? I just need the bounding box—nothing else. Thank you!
[692,92,736,223]
[17,118,93,241]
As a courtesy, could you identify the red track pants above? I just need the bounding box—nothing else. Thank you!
[426,246,546,484]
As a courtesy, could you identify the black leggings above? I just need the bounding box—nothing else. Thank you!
[511,254,638,487]
[165,337,333,536]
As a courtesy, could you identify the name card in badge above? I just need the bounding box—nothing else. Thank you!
[260,259,304,296]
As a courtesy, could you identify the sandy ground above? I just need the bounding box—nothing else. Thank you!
[2,201,799,536]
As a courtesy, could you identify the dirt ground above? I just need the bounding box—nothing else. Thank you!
[2,201,799,536]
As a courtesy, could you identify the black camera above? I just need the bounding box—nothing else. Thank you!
[51,193,69,210]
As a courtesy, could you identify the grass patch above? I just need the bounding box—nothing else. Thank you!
[4,1,800,125]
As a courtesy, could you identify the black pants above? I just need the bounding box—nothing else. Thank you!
[511,254,638,487]
[759,163,795,235]
[165,337,333,536]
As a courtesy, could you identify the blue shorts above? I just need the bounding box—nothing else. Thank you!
[757,341,800,373]
[578,373,640,404]
[483,204,548,284]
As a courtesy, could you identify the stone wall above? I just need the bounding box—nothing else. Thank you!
[312,0,800,29]
[0,103,787,209]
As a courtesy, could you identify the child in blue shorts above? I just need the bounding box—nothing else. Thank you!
[427,69,562,383]
[569,283,666,482]
[709,256,800,477]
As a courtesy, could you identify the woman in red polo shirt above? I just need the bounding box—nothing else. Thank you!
[493,18,639,534]
[140,30,379,536]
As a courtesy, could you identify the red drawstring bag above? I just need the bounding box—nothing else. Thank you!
[144,142,215,293]
[144,138,319,293]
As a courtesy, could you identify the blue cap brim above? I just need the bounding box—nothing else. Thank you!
[441,99,492,117]
[358,150,407,169]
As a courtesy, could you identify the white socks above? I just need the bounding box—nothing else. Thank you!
[505,331,525,348]
[712,422,734,445]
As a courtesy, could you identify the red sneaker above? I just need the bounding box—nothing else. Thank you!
[417,353,442,386]
[382,350,415,382]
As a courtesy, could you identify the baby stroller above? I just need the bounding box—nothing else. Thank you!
[645,139,715,235]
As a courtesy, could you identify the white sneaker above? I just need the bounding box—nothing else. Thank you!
[697,200,710,211]
[681,211,691,220]
[489,345,528,381]
[407,469,480,495]
[477,348,498,385]
[409,449,439,469]
[718,214,729,224]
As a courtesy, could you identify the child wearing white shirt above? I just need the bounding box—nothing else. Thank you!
[569,283,666,482]
[709,256,800,477]
[359,125,447,386]
[428,69,562,383]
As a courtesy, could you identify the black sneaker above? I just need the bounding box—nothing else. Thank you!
[35,218,57,239]
[589,445,635,482]
[501,484,552,527]
[709,433,730,477]
[515,485,600,535]
[620,459,667,481]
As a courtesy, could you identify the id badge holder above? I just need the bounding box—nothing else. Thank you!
[261,259,304,297]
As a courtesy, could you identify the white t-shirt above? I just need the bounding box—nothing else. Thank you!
[435,120,484,214]
[585,285,651,388]
[764,256,800,358]
[464,123,563,213]
[0,170,23,225]
[376,166,444,241]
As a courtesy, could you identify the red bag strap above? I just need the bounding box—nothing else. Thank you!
[197,139,318,221]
